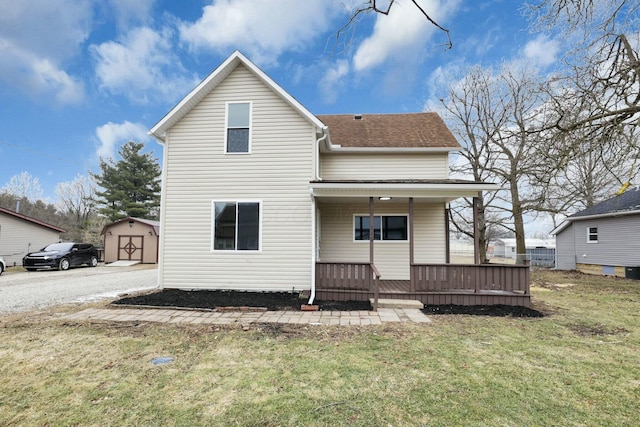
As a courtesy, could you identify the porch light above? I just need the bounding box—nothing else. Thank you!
[378,197,392,201]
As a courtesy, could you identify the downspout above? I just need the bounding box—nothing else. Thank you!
[315,127,328,181]
[308,191,317,304]
[309,127,328,304]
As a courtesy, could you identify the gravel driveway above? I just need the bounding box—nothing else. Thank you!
[0,265,158,315]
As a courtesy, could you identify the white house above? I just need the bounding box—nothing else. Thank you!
[149,51,531,307]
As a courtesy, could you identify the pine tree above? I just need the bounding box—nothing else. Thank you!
[92,141,161,222]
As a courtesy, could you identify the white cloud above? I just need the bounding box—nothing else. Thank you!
[95,121,149,160]
[108,0,156,30]
[92,27,197,103]
[523,35,559,68]
[178,0,338,66]
[353,0,460,72]
[0,0,91,104]
[319,60,350,104]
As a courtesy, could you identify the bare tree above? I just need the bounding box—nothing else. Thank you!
[442,64,556,264]
[528,1,640,146]
[337,0,452,49]
[55,174,98,230]
[441,66,510,263]
[1,171,43,202]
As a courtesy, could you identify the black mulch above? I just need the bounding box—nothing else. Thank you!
[112,289,371,311]
[112,289,544,316]
[422,304,544,317]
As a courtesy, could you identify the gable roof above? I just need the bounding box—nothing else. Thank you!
[0,206,66,233]
[149,50,325,142]
[101,217,160,236]
[551,186,640,235]
[318,113,460,150]
[568,186,640,219]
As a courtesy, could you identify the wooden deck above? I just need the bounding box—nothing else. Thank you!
[315,263,531,307]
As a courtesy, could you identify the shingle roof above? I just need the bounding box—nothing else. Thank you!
[569,186,640,218]
[317,113,460,149]
[0,206,67,233]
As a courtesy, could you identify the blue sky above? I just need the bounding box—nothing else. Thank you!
[0,0,558,203]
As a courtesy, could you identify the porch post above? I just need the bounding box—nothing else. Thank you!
[409,197,415,292]
[473,196,481,265]
[369,196,379,311]
[445,204,450,264]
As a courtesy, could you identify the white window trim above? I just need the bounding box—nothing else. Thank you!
[211,199,262,253]
[352,213,409,243]
[224,101,253,154]
[587,226,598,244]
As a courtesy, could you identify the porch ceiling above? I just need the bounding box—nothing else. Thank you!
[310,180,498,203]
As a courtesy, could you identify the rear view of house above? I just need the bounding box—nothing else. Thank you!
[150,51,531,306]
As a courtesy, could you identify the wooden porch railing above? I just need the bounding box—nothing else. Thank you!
[410,264,530,294]
[315,262,378,291]
[316,262,529,294]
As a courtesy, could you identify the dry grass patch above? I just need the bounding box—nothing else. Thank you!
[1,271,639,426]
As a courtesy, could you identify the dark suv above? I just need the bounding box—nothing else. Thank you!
[23,242,99,271]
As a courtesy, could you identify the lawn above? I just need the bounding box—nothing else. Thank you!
[1,270,639,426]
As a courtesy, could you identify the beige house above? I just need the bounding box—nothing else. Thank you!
[149,51,531,307]
[0,206,66,267]
[101,217,159,264]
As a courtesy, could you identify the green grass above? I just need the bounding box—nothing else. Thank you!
[1,270,639,426]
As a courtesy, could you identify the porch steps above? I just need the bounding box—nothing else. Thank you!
[370,298,424,309]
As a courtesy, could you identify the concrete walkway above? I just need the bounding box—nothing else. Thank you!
[64,307,432,326]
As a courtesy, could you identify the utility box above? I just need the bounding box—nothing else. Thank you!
[625,266,640,280]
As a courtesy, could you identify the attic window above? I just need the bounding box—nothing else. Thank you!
[226,102,252,153]
[354,114,362,120]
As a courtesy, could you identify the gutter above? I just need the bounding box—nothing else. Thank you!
[308,191,317,305]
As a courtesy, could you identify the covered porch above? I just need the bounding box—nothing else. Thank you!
[310,180,531,309]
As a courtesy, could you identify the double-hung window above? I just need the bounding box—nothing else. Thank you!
[225,102,251,153]
[587,226,598,243]
[213,201,261,251]
[354,215,408,241]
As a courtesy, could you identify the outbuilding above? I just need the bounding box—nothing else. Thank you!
[0,206,66,267]
[101,217,159,264]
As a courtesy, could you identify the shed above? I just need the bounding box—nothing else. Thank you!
[0,206,67,267]
[101,217,160,264]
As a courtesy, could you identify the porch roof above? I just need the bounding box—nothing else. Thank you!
[310,179,498,202]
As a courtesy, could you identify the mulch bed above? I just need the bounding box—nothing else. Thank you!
[423,304,544,317]
[112,289,371,311]
[112,289,544,316]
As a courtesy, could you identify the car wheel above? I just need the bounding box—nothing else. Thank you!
[89,256,98,267]
[0,266,3,276]
[58,258,70,271]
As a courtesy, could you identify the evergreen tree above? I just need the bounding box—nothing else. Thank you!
[92,141,161,222]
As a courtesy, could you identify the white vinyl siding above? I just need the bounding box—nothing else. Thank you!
[318,201,445,280]
[160,64,315,291]
[321,152,449,180]
[0,213,61,266]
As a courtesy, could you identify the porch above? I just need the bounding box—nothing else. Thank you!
[315,262,531,308]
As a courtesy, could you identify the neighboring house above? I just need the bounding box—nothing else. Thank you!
[552,186,640,275]
[0,206,66,267]
[493,238,556,267]
[149,51,531,307]
[101,217,160,264]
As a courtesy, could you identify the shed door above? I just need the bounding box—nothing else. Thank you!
[118,236,143,261]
